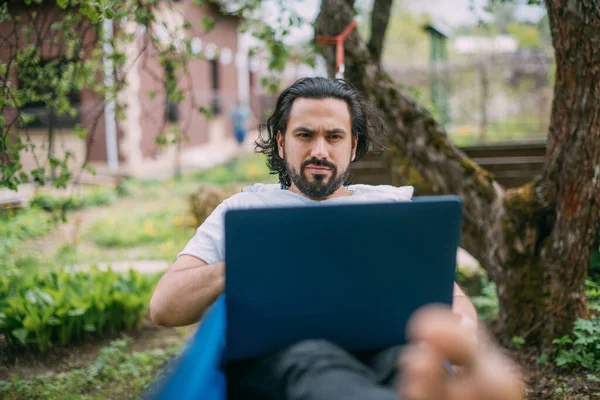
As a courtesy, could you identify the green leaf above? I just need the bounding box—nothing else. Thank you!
[25,289,38,304]
[80,3,99,22]
[511,336,525,349]
[73,124,87,139]
[18,171,29,183]
[67,308,87,317]
[22,315,39,331]
[201,16,215,32]
[47,316,61,326]
[36,289,55,305]
[536,353,548,365]
[104,8,116,20]
[12,328,29,345]
[57,0,69,9]
[198,106,212,120]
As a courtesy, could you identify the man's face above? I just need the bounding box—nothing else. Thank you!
[277,98,357,199]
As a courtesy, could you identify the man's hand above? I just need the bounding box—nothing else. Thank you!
[397,305,524,400]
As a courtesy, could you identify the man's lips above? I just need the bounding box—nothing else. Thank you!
[306,165,331,172]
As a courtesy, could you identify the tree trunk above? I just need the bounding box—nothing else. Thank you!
[368,0,393,64]
[536,0,600,340]
[315,0,600,346]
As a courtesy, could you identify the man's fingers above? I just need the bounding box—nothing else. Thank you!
[405,305,525,400]
[406,305,479,369]
[397,343,448,400]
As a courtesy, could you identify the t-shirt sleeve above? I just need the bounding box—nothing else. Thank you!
[177,201,229,264]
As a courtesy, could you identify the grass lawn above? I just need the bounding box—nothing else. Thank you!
[14,154,277,268]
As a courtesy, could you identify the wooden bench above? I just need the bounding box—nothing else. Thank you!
[351,142,547,189]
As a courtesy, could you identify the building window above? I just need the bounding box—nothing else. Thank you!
[210,59,221,115]
[166,100,179,122]
[164,62,179,122]
[17,58,81,129]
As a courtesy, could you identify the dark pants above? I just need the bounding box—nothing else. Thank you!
[235,128,247,145]
[226,340,402,400]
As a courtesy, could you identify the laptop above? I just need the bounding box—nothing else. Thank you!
[224,195,463,361]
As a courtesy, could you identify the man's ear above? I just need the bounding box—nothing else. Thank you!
[351,135,358,161]
[277,131,284,159]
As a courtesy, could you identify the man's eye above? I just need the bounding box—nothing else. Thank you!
[299,133,311,138]
[329,134,342,140]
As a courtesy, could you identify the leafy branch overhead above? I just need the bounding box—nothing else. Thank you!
[0,0,307,191]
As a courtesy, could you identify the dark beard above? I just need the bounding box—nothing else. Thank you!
[286,157,350,199]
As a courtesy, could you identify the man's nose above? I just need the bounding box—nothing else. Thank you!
[310,137,329,159]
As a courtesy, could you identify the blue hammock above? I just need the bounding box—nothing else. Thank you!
[147,296,227,400]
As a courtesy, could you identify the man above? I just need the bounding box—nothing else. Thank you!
[231,101,254,147]
[228,101,255,171]
[150,77,523,400]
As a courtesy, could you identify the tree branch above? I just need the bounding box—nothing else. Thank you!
[316,0,507,277]
[367,0,393,64]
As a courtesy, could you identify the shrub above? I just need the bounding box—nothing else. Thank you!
[455,266,499,321]
[30,187,118,215]
[469,276,499,322]
[188,185,239,227]
[0,207,54,241]
[87,209,195,251]
[0,207,55,265]
[455,265,486,296]
[548,281,600,371]
[0,267,160,352]
[193,154,276,185]
[553,317,600,371]
[587,279,600,313]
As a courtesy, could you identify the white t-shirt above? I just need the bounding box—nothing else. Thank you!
[178,183,414,264]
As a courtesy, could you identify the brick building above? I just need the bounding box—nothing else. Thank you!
[1,1,260,180]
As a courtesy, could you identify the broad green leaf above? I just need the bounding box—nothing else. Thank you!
[67,308,87,317]
[22,315,39,331]
[35,289,55,305]
[11,328,29,345]
[25,289,37,304]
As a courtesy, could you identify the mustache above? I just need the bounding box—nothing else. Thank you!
[301,158,337,171]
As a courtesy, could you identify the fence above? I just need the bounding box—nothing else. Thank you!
[253,50,554,148]
[386,50,554,146]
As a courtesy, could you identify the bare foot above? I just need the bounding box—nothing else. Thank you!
[397,305,524,400]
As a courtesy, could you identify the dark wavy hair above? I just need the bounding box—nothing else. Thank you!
[254,77,387,187]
